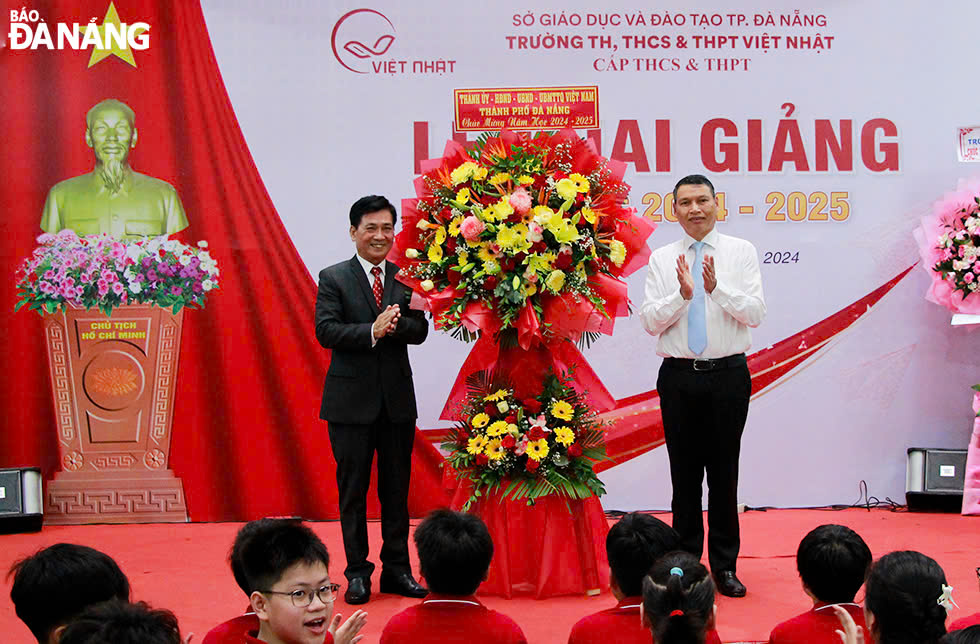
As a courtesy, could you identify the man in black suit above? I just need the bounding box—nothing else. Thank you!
[315,195,429,605]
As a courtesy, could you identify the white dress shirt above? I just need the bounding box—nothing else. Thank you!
[640,228,766,359]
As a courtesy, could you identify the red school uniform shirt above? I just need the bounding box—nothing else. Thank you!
[568,596,723,644]
[768,602,866,644]
[379,593,527,644]
[202,613,334,644]
[949,611,980,631]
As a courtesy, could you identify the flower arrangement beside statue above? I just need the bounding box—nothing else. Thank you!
[443,370,607,511]
[15,229,219,316]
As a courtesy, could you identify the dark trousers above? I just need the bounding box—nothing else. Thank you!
[328,408,415,582]
[657,357,751,573]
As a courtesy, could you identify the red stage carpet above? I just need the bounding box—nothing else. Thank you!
[1,509,977,643]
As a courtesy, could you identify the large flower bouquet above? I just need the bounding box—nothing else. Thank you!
[393,129,654,348]
[15,229,219,316]
[443,370,607,510]
[914,178,980,314]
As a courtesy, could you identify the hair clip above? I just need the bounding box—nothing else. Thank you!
[937,584,959,612]
[669,609,684,617]
[669,567,684,577]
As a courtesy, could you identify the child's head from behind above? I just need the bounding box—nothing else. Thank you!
[58,600,181,644]
[642,551,715,644]
[796,524,872,604]
[865,550,949,644]
[239,519,333,644]
[8,543,130,643]
[606,512,680,598]
[414,509,493,596]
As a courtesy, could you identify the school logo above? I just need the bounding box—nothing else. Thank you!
[331,8,395,74]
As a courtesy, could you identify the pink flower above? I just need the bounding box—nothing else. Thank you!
[973,261,980,273]
[36,233,55,245]
[965,272,975,284]
[460,215,485,241]
[508,188,532,215]
[170,286,183,296]
[527,222,544,243]
[112,282,125,295]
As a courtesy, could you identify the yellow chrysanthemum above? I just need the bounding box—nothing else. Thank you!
[550,400,575,421]
[485,389,509,402]
[556,177,578,200]
[450,161,479,186]
[517,175,535,185]
[522,282,537,297]
[489,172,512,186]
[473,166,488,181]
[526,439,550,461]
[485,438,506,460]
[533,205,556,226]
[569,173,590,193]
[457,249,470,265]
[456,188,471,204]
[495,198,515,218]
[434,226,447,245]
[471,412,490,429]
[496,225,521,250]
[510,224,532,252]
[554,426,575,446]
[448,216,463,237]
[482,205,498,222]
[545,270,566,293]
[477,245,497,262]
[467,435,488,455]
[609,239,627,267]
[486,420,509,437]
[427,244,443,263]
[581,207,597,225]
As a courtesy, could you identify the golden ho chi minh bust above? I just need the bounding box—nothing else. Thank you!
[40,99,189,240]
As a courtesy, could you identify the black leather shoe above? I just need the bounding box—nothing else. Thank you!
[379,572,428,598]
[344,577,371,605]
[714,570,746,597]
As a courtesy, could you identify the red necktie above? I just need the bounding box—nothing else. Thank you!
[371,266,383,309]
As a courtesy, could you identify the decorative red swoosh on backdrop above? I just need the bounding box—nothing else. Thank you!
[423,265,916,474]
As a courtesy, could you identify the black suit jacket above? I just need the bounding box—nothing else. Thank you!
[315,256,428,424]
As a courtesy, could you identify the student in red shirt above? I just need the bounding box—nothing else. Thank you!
[58,599,183,644]
[948,565,980,632]
[568,512,722,644]
[380,509,526,643]
[641,551,718,644]
[202,519,365,644]
[768,524,872,644]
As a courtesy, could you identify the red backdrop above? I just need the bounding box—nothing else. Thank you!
[0,0,448,521]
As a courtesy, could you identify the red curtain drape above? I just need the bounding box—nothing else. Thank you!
[0,0,448,521]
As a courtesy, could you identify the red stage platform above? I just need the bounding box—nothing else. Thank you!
[1,509,977,643]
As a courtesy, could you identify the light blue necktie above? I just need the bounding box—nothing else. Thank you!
[687,241,707,355]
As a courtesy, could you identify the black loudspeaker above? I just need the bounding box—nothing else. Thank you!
[906,448,968,513]
[0,467,43,534]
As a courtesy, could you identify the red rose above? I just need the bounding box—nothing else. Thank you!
[567,443,583,457]
[501,435,516,449]
[446,237,458,253]
[554,252,573,271]
[524,399,542,414]
[447,269,463,286]
[484,275,498,290]
[505,413,516,424]
[499,257,515,273]
[530,241,548,254]
[525,459,541,472]
[476,454,489,466]
[528,427,546,441]
[484,403,498,416]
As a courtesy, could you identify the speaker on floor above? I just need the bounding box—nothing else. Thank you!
[906,448,967,513]
[0,467,43,534]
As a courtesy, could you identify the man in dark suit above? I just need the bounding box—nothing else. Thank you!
[315,195,429,605]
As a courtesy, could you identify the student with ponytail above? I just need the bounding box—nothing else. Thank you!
[642,551,717,644]
[835,550,951,644]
